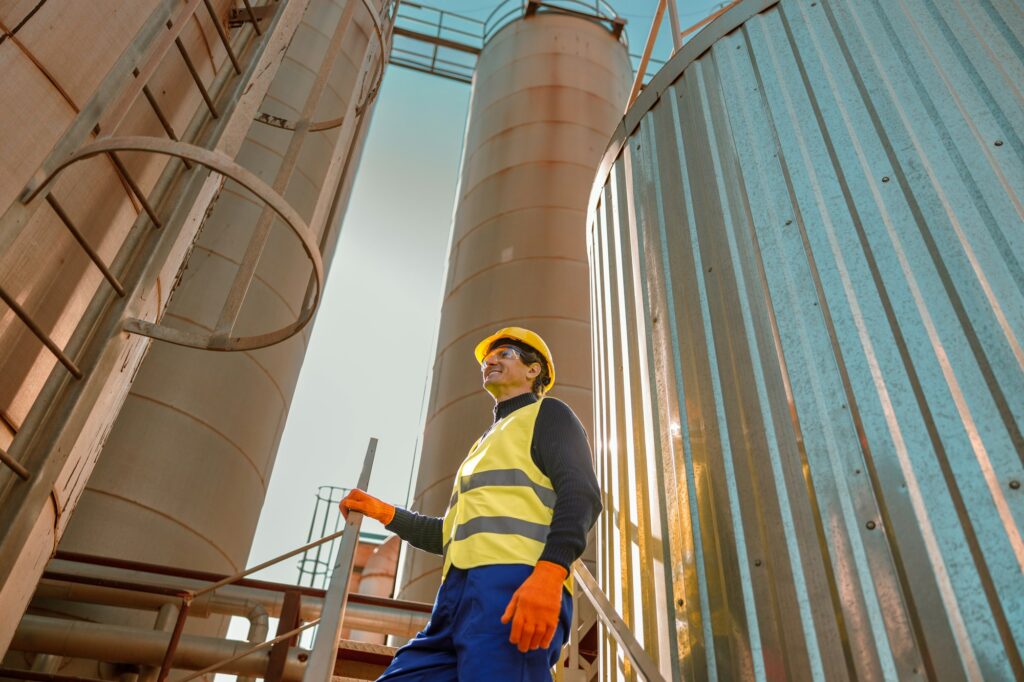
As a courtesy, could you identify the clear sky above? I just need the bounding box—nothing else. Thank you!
[245,0,725,584]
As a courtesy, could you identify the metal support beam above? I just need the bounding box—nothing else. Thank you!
[666,0,682,51]
[266,590,303,682]
[627,0,665,109]
[302,438,378,682]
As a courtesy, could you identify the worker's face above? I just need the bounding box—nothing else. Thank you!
[481,345,540,398]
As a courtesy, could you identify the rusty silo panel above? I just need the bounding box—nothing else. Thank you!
[397,12,632,603]
[588,0,1023,679]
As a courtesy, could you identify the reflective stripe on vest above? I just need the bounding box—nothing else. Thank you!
[441,398,572,592]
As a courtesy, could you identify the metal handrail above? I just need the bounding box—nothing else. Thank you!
[572,562,667,682]
[302,439,378,682]
[129,437,380,682]
[627,0,743,107]
[483,0,627,46]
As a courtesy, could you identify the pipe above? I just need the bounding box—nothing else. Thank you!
[348,537,399,644]
[30,655,63,673]
[42,559,429,636]
[10,615,308,682]
[237,603,268,682]
[138,604,177,682]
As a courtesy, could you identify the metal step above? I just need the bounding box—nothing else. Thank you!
[333,639,398,680]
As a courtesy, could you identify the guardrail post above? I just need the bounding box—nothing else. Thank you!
[302,438,378,682]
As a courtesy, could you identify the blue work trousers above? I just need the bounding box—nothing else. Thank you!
[377,564,572,681]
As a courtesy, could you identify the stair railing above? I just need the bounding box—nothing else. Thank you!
[571,562,668,682]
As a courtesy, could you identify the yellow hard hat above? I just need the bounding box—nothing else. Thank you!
[474,326,556,393]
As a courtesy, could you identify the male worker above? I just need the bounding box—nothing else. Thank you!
[340,326,601,679]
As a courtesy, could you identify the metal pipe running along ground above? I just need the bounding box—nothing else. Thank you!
[10,615,309,682]
[37,558,430,636]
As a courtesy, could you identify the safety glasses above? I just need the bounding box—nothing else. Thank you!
[480,345,526,367]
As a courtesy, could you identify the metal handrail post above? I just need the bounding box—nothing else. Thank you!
[666,0,682,51]
[302,438,378,682]
[627,0,665,109]
[572,562,666,682]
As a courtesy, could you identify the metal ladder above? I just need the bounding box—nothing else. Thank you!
[0,0,397,647]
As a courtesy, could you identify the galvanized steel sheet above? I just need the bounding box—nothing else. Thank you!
[587,0,1024,679]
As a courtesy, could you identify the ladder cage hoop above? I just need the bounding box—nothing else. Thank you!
[252,0,393,132]
[22,136,325,353]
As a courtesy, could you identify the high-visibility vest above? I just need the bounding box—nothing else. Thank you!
[441,397,572,592]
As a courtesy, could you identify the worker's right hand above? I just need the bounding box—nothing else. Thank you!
[339,489,395,525]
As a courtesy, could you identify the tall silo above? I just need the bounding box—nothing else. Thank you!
[51,0,388,626]
[397,7,633,603]
[0,0,246,650]
[0,0,393,657]
[589,0,1024,679]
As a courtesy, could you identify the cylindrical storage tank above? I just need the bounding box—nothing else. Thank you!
[0,1,234,468]
[397,9,632,603]
[0,0,245,654]
[588,0,1024,680]
[48,0,387,649]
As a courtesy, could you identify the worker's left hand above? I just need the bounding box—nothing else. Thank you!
[500,560,568,653]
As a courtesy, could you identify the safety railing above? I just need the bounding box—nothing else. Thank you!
[483,0,626,45]
[389,2,482,82]
[2,439,396,682]
[568,562,668,682]
[627,0,741,108]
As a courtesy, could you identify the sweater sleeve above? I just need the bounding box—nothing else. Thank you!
[532,398,602,571]
[386,507,444,555]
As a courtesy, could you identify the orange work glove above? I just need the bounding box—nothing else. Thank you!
[339,489,395,525]
[500,560,568,653]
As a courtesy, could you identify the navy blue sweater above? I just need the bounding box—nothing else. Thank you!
[386,392,602,571]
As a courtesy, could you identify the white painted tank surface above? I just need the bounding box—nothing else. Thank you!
[589,0,1024,679]
[397,8,632,603]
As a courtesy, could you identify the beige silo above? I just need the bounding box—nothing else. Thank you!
[0,0,245,650]
[397,10,632,603]
[59,0,386,580]
[0,0,391,658]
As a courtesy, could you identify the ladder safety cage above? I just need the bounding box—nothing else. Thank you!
[0,0,397,478]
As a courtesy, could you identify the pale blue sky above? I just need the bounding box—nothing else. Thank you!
[246,0,724,584]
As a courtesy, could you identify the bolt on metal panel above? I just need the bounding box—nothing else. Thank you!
[588,0,1024,679]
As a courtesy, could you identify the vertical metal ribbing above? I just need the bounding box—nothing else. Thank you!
[588,0,1024,678]
[210,0,363,341]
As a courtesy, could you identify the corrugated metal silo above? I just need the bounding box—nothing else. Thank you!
[398,9,633,603]
[588,0,1024,679]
